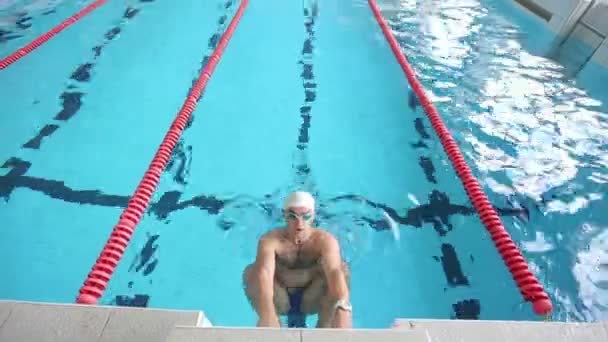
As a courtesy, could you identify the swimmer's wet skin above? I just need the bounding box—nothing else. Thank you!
[243,191,353,328]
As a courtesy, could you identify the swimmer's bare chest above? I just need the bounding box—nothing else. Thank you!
[274,241,323,288]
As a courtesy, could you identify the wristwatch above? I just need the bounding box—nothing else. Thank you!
[334,299,353,312]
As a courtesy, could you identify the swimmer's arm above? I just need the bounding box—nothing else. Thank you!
[321,234,352,328]
[254,236,279,324]
[321,234,350,303]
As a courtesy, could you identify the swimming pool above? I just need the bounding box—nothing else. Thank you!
[1,0,607,328]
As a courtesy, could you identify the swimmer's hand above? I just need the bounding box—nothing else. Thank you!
[333,308,353,329]
[257,314,281,328]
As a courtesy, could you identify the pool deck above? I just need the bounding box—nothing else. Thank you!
[1,300,607,341]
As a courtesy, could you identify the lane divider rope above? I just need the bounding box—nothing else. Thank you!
[0,0,109,70]
[367,0,552,317]
[75,0,249,305]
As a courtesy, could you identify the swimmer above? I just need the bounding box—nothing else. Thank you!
[243,191,352,328]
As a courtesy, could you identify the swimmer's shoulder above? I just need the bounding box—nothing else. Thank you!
[260,227,287,243]
[312,227,334,239]
[312,228,340,246]
[256,230,282,257]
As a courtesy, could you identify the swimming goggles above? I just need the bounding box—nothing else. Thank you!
[287,211,313,221]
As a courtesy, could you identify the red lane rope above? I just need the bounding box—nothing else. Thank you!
[0,0,108,70]
[367,0,552,317]
[76,0,249,305]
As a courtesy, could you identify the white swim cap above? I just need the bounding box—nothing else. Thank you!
[284,191,315,211]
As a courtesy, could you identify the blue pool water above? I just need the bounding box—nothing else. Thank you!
[1,0,607,328]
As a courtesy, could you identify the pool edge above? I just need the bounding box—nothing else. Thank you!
[0,300,607,341]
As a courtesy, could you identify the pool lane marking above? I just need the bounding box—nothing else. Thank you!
[4,3,152,157]
[0,0,109,70]
[75,0,250,305]
[366,0,552,316]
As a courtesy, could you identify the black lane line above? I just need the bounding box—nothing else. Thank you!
[452,299,480,319]
[7,0,155,158]
[408,89,419,111]
[411,117,430,149]
[128,233,159,276]
[287,0,320,195]
[410,106,438,186]
[112,294,150,307]
[419,156,437,184]
[438,243,469,287]
[297,1,317,152]
[0,158,527,236]
[163,0,234,188]
[22,124,60,149]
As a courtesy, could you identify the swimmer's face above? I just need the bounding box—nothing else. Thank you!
[285,206,314,232]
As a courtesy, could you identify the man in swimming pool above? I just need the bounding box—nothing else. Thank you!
[243,191,352,328]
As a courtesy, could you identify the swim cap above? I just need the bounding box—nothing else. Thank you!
[284,191,315,211]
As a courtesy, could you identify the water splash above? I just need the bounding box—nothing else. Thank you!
[383,210,400,243]
[522,231,555,253]
[214,189,401,265]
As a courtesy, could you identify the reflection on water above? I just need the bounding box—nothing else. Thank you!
[574,229,608,320]
[386,0,608,321]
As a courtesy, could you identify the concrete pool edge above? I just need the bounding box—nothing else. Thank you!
[1,300,607,341]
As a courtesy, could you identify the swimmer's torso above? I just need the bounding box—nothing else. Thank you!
[271,229,324,288]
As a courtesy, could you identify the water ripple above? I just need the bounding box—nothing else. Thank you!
[386,0,608,321]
